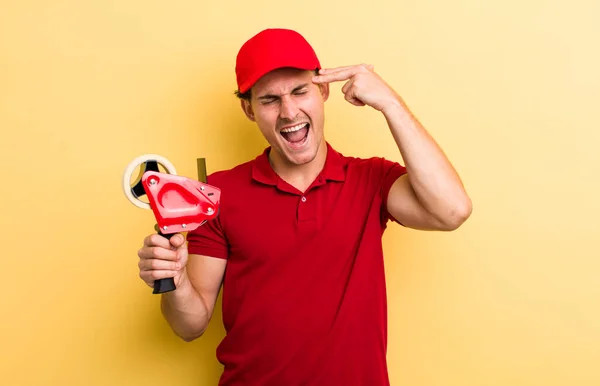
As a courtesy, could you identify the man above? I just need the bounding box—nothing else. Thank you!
[137,28,472,385]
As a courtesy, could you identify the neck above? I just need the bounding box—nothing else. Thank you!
[269,140,328,193]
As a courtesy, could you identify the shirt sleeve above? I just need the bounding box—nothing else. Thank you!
[186,214,229,259]
[185,173,229,259]
[379,158,408,226]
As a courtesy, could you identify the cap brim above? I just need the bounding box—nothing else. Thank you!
[238,59,320,94]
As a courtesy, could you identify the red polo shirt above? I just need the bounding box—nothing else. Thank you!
[187,142,406,386]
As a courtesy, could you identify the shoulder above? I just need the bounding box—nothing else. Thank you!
[327,147,407,195]
[205,160,253,187]
[340,152,404,176]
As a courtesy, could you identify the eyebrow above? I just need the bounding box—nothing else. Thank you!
[257,83,310,101]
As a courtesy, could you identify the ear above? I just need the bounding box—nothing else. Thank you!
[318,82,330,102]
[240,99,255,121]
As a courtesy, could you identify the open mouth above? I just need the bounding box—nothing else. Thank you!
[280,122,309,145]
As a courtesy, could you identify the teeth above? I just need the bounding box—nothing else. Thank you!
[280,123,307,133]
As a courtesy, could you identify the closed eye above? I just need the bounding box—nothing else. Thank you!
[257,84,310,104]
[258,96,278,105]
[292,84,309,95]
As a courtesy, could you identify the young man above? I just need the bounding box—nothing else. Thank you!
[137,28,472,385]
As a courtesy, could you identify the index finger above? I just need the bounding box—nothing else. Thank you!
[318,65,360,74]
[313,68,358,84]
[314,64,374,83]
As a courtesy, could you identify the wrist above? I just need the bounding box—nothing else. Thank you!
[381,98,421,140]
[175,268,192,292]
[382,98,410,124]
[162,269,191,299]
[380,96,406,117]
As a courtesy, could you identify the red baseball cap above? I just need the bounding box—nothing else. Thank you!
[235,28,321,94]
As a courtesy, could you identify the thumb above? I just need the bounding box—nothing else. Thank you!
[169,233,186,249]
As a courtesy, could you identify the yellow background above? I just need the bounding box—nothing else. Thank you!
[1,0,599,385]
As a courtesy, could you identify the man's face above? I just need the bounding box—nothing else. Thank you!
[241,67,329,167]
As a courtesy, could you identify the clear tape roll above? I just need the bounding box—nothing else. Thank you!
[122,154,177,209]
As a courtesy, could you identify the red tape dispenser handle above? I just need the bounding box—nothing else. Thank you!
[122,154,221,294]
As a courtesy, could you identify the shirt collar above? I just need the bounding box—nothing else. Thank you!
[251,141,346,186]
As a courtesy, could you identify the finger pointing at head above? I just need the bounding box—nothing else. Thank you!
[313,64,373,84]
[318,65,360,74]
[312,70,354,84]
[318,64,373,74]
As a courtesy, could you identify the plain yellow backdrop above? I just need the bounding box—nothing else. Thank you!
[1,0,599,385]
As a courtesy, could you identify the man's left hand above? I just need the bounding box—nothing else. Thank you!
[312,64,401,113]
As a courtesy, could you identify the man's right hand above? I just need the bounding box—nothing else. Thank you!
[137,233,188,289]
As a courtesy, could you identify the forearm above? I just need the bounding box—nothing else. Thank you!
[160,272,210,341]
[382,99,472,226]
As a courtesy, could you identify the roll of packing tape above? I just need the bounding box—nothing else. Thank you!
[122,154,177,209]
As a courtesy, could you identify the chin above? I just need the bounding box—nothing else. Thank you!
[287,150,318,165]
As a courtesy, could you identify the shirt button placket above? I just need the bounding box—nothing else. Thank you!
[297,195,308,223]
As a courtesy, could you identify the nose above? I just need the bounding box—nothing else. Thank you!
[279,95,299,121]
